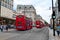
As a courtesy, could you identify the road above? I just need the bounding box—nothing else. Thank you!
[0,27,49,40]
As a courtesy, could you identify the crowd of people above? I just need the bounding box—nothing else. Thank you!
[49,24,60,36]
[0,23,15,32]
[56,24,60,36]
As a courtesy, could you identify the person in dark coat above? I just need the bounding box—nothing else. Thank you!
[0,24,4,32]
[6,25,8,31]
[56,24,60,36]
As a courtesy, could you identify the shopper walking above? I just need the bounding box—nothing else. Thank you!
[0,24,4,32]
[56,24,60,36]
[6,25,8,31]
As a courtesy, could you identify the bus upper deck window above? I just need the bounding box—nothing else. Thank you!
[18,15,23,18]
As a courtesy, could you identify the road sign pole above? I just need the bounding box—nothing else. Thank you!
[53,18,55,36]
[52,0,55,36]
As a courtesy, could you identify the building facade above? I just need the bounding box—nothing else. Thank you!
[36,15,42,20]
[55,0,60,24]
[1,0,13,10]
[36,15,45,24]
[0,0,16,24]
[16,5,36,22]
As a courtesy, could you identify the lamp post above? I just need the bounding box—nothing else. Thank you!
[52,0,56,36]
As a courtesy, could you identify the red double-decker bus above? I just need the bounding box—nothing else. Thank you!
[16,15,26,30]
[26,17,32,30]
[16,15,32,30]
[35,20,44,28]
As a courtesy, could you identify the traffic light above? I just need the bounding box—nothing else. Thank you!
[52,10,56,36]
[52,11,56,19]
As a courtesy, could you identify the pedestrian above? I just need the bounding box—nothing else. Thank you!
[6,25,8,31]
[56,24,60,36]
[7,24,11,29]
[3,24,7,31]
[0,23,4,32]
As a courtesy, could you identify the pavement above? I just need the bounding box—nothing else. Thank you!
[0,27,49,40]
[0,29,19,40]
[49,28,60,40]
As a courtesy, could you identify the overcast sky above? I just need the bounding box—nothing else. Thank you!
[13,0,56,23]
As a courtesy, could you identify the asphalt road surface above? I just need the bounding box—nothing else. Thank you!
[0,27,49,40]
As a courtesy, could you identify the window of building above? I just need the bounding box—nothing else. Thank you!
[30,7,31,8]
[3,3,5,7]
[8,5,11,9]
[5,3,7,8]
[6,0,11,4]
[4,0,7,3]
[7,0,9,4]
[7,4,8,8]
[12,5,13,7]
[9,0,11,2]
[12,14,16,18]
[7,5,9,8]
[7,0,12,4]
[19,7,21,9]
[25,7,27,8]
[2,0,4,1]
[1,2,2,6]
[10,5,12,9]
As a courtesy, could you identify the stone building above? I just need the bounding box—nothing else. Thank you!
[55,0,60,24]
[16,5,36,23]
[1,0,13,10]
[0,0,16,24]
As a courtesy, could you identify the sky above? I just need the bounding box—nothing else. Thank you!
[13,0,56,23]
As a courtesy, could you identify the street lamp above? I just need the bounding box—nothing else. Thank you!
[52,0,56,36]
